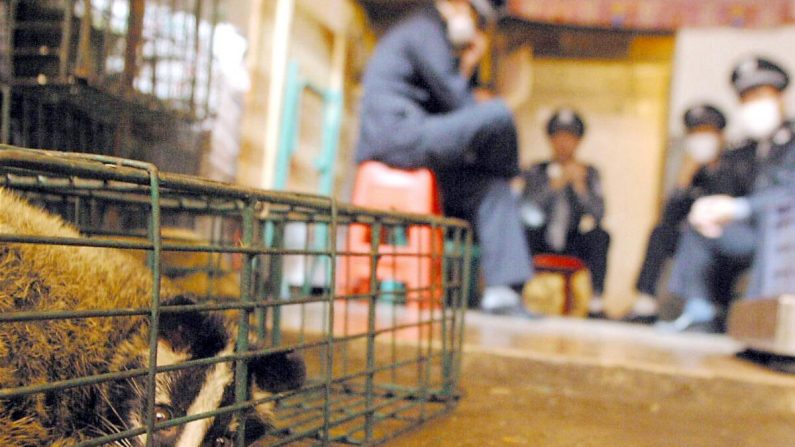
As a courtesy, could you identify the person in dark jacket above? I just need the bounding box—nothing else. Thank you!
[519,108,610,316]
[662,56,795,332]
[626,104,731,322]
[355,0,534,315]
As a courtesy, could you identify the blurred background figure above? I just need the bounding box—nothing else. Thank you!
[355,0,535,316]
[520,108,609,317]
[626,104,728,323]
[663,56,794,333]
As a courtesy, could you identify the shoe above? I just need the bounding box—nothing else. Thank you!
[480,286,542,319]
[655,315,720,333]
[480,286,521,311]
[655,297,718,333]
[623,293,659,324]
[588,294,606,319]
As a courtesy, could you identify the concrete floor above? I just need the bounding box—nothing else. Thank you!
[390,312,795,446]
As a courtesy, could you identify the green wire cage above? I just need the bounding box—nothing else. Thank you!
[0,147,472,446]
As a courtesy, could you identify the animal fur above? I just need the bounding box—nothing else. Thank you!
[0,188,305,446]
[118,227,241,300]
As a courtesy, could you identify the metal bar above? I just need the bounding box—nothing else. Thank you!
[269,220,286,346]
[440,229,452,398]
[454,228,473,397]
[59,0,75,82]
[124,0,144,94]
[364,220,381,442]
[204,0,220,117]
[143,162,162,447]
[0,293,333,323]
[322,196,338,445]
[1,84,10,144]
[99,0,113,83]
[189,0,202,116]
[151,0,165,98]
[234,199,255,447]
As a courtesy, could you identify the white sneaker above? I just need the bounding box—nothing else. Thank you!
[588,294,604,316]
[631,293,659,317]
[480,286,521,313]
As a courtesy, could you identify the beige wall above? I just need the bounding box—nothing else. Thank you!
[508,39,673,314]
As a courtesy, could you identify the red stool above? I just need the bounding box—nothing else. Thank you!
[337,161,444,308]
[528,254,591,316]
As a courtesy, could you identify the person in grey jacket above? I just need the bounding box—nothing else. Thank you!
[664,56,795,332]
[519,108,610,316]
[355,0,534,315]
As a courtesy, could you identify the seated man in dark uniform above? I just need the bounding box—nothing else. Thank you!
[519,109,610,316]
[627,104,731,322]
[355,0,534,315]
[664,56,795,332]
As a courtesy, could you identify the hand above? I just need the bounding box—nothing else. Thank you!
[472,87,495,103]
[688,195,740,238]
[564,163,588,195]
[459,31,488,80]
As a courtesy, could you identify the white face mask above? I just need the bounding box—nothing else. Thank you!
[446,14,476,49]
[740,97,783,140]
[685,133,721,163]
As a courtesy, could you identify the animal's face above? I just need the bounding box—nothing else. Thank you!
[103,296,305,447]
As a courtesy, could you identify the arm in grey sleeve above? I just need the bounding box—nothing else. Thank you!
[576,167,606,221]
[745,185,793,218]
[406,18,474,111]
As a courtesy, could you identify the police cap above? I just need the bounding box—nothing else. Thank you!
[731,56,789,96]
[546,108,585,138]
[683,104,726,131]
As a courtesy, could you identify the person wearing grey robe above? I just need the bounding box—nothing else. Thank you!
[355,0,533,314]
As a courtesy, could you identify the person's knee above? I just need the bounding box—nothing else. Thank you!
[474,100,515,132]
[650,224,669,240]
[583,226,610,248]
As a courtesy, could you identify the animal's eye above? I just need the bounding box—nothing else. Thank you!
[154,405,173,424]
[214,437,232,447]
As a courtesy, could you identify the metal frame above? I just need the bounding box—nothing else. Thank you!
[0,146,472,446]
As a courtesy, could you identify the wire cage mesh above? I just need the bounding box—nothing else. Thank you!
[0,146,472,446]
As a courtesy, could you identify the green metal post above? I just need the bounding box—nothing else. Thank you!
[269,220,286,346]
[143,163,162,447]
[322,198,338,445]
[364,221,381,443]
[234,200,256,447]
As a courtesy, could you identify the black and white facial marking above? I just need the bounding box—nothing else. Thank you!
[101,296,306,447]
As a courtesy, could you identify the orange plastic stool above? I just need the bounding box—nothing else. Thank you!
[337,161,444,308]
[532,254,590,315]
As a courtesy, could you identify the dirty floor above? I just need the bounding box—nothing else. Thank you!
[389,312,795,447]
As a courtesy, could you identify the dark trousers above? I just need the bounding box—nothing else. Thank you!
[361,99,532,288]
[439,171,533,288]
[635,224,679,295]
[668,222,755,307]
[525,226,610,294]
